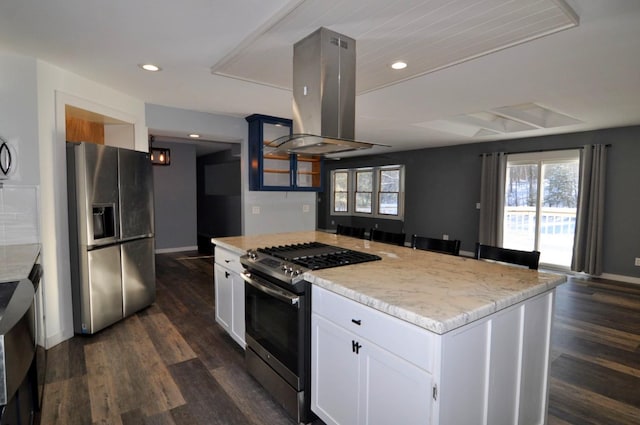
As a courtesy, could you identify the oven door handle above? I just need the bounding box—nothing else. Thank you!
[241,271,300,307]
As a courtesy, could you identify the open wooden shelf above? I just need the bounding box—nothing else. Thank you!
[264,169,291,174]
[297,156,321,162]
[264,153,291,161]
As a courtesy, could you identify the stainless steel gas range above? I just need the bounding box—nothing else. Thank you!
[240,242,380,424]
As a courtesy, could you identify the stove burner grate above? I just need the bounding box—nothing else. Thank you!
[257,242,381,270]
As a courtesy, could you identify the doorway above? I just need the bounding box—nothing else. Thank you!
[503,150,580,267]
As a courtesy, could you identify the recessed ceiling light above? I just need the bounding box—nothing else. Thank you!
[139,63,161,72]
[391,61,407,70]
[189,133,200,138]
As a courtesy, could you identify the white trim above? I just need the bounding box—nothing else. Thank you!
[599,273,640,285]
[507,149,580,163]
[330,164,405,220]
[554,269,640,285]
[46,328,74,350]
[459,249,475,258]
[155,245,199,254]
[330,169,350,216]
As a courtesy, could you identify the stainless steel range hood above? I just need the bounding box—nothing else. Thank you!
[267,27,385,156]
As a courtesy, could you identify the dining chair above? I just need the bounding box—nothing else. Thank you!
[336,224,366,239]
[411,235,461,256]
[474,243,540,269]
[369,229,406,246]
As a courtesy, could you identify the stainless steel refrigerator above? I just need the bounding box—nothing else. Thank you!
[67,142,156,334]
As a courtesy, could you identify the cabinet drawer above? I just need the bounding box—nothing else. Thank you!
[312,285,436,372]
[215,246,243,274]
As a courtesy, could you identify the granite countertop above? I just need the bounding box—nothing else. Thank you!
[212,231,566,334]
[0,244,41,283]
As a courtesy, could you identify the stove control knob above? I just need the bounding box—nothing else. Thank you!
[293,269,302,276]
[247,250,258,260]
[280,263,288,272]
[287,266,294,274]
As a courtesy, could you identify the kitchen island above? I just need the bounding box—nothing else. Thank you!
[212,231,566,425]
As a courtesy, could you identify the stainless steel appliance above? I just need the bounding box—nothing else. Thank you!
[67,142,155,335]
[267,27,387,156]
[240,242,380,424]
[0,278,36,425]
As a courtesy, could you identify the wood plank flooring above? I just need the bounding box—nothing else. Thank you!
[548,277,640,425]
[41,252,640,424]
[41,252,296,425]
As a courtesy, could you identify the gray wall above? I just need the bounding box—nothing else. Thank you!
[319,125,640,278]
[152,141,197,251]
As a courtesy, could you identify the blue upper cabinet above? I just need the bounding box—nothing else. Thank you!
[246,114,323,191]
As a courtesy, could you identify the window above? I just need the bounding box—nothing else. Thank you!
[503,150,580,267]
[333,171,349,212]
[331,165,404,219]
[355,169,373,213]
[379,168,400,215]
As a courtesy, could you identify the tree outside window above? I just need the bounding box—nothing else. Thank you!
[333,171,349,212]
[355,170,373,213]
[379,169,400,215]
[503,151,579,267]
[330,166,404,220]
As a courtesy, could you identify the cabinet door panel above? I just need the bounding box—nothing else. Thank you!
[361,343,433,425]
[214,264,232,332]
[439,321,490,425]
[230,271,246,348]
[518,292,553,425]
[312,314,359,425]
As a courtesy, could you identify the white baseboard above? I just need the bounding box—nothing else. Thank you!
[155,245,198,254]
[459,252,640,285]
[46,327,74,349]
[599,273,640,285]
[459,249,475,258]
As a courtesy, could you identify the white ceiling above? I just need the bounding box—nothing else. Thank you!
[1,0,639,156]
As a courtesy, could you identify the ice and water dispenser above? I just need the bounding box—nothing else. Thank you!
[92,204,116,240]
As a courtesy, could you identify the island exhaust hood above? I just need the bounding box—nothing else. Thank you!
[267,27,385,156]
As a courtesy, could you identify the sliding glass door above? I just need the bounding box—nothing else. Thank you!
[503,150,580,267]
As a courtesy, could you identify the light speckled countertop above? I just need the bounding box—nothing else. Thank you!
[0,244,41,283]
[212,231,566,334]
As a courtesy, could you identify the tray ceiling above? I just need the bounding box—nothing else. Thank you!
[212,0,578,94]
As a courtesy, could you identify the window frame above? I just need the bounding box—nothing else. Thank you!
[330,165,405,220]
[331,170,350,213]
[354,168,374,214]
[503,149,580,269]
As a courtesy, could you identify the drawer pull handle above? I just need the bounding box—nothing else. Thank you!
[352,340,362,354]
[225,271,230,278]
[224,259,231,263]
[351,319,361,326]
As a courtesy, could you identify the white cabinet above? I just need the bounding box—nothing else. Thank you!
[313,315,360,425]
[312,285,556,425]
[312,286,434,425]
[214,246,245,348]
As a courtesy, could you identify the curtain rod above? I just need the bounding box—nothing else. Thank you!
[480,144,611,157]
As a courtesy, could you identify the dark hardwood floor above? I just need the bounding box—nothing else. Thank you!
[548,277,640,424]
[41,252,640,424]
[42,252,297,425]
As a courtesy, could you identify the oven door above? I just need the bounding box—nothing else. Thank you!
[243,271,304,389]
